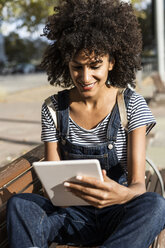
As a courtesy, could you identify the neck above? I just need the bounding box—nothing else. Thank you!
[70,86,118,109]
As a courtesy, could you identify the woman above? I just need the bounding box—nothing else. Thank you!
[7,1,165,247]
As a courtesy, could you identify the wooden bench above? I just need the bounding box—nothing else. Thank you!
[0,145,165,248]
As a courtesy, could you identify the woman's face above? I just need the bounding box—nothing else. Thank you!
[69,51,115,98]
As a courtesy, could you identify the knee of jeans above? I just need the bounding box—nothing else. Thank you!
[7,194,25,212]
[144,192,165,217]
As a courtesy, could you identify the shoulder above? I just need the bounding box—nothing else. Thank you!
[126,90,156,133]
[129,90,146,104]
[127,91,148,115]
[42,88,71,114]
[42,93,58,111]
[41,95,58,123]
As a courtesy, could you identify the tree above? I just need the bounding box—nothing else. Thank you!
[4,32,47,64]
[131,0,147,19]
[1,0,153,65]
[0,0,147,32]
[0,0,58,32]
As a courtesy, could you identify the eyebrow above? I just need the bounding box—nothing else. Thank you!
[71,59,103,65]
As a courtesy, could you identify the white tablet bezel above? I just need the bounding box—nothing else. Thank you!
[33,159,103,206]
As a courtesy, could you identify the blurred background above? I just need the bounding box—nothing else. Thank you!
[0,0,165,169]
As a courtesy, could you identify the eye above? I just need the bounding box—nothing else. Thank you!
[91,66,100,70]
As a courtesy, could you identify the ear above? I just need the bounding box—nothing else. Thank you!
[108,58,115,71]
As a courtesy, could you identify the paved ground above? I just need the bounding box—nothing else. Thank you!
[0,74,62,168]
[0,73,48,95]
[0,74,165,170]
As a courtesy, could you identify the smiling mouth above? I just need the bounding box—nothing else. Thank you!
[79,82,96,90]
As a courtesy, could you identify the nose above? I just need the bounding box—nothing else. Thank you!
[80,67,92,84]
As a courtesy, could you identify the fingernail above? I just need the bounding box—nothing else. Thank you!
[64,182,70,187]
[76,175,82,180]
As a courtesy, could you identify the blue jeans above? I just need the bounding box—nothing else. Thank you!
[7,192,165,248]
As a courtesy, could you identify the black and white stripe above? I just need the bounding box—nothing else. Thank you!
[41,91,156,167]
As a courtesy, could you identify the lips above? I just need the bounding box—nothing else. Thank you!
[79,82,96,90]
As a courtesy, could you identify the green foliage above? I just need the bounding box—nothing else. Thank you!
[1,0,154,64]
[0,0,148,31]
[0,0,58,31]
[131,0,147,19]
[4,32,47,64]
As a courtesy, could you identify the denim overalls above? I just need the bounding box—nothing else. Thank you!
[57,87,133,185]
[7,87,165,248]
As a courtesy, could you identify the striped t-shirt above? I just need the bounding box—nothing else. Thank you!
[41,90,156,168]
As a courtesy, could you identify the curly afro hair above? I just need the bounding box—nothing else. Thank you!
[41,0,142,88]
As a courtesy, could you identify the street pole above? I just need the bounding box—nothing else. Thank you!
[155,0,165,83]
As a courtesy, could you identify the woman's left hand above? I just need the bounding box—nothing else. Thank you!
[64,170,135,208]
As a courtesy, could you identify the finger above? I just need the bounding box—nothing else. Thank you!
[66,183,119,207]
[102,169,107,177]
[101,170,114,183]
[76,173,113,187]
[64,181,108,200]
[69,188,111,208]
[74,175,109,190]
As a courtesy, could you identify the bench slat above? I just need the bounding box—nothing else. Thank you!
[0,144,44,189]
[0,145,44,248]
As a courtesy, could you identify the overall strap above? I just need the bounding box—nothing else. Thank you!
[106,102,121,142]
[106,87,133,141]
[44,89,70,138]
[117,87,134,132]
[57,89,70,137]
[45,96,58,130]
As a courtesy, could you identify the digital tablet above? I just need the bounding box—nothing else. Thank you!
[33,159,103,206]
